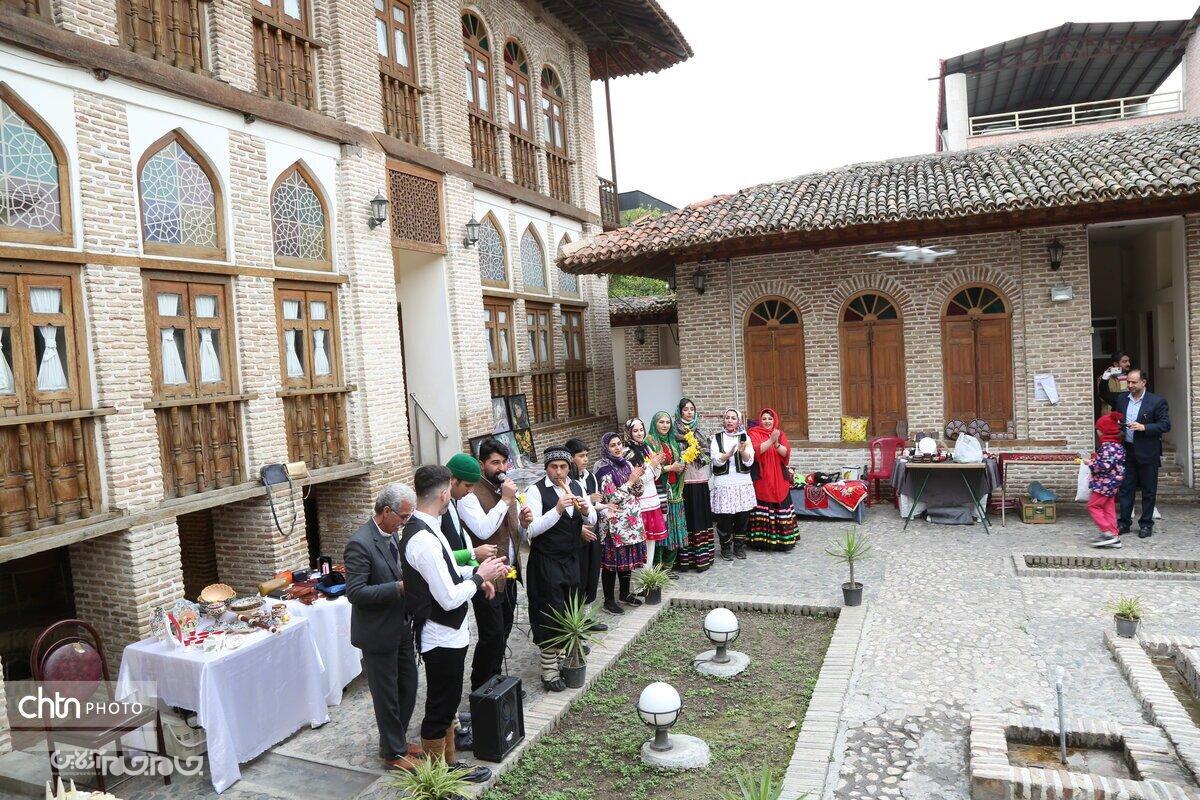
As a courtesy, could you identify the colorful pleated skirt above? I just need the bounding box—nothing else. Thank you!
[677,482,715,572]
[748,497,798,550]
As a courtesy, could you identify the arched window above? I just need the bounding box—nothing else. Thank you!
[942,284,1012,431]
[462,13,491,117]
[0,85,71,245]
[138,130,224,258]
[504,41,532,139]
[271,162,330,270]
[557,235,578,295]
[520,226,546,291]
[540,67,566,154]
[839,291,905,437]
[477,213,506,287]
[744,298,807,438]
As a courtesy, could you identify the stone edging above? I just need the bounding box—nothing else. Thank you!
[1013,553,1200,581]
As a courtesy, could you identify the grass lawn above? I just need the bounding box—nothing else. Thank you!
[482,606,835,800]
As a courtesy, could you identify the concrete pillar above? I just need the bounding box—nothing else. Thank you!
[944,72,970,151]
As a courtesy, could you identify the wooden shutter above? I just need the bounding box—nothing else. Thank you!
[840,324,872,423]
[869,323,905,438]
[975,316,1012,430]
[942,318,976,424]
[744,327,776,425]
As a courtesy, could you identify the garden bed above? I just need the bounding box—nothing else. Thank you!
[1014,553,1200,580]
[481,606,834,800]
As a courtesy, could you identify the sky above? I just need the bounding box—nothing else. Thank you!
[590,0,1193,210]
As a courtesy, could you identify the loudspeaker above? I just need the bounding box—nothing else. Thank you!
[469,674,524,762]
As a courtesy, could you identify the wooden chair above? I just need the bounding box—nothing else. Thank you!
[867,437,906,506]
[30,619,170,793]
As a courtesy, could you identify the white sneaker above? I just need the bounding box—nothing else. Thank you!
[1089,534,1122,548]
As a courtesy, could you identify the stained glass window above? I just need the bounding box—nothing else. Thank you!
[272,166,328,263]
[521,228,545,290]
[842,293,898,322]
[557,237,578,294]
[946,285,1006,316]
[139,137,219,251]
[1,96,62,234]
[478,216,506,284]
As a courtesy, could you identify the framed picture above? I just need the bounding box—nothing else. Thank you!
[491,397,511,434]
[498,431,521,470]
[468,435,492,459]
[505,394,530,431]
[512,427,536,467]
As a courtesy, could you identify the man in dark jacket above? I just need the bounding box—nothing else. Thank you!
[344,483,419,769]
[1097,367,1170,538]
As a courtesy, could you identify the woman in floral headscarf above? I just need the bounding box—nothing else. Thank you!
[624,417,667,566]
[649,410,687,575]
[673,398,715,572]
[710,408,756,561]
[593,432,648,614]
[747,407,798,550]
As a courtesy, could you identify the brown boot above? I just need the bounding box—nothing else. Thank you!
[443,725,457,765]
[420,735,446,764]
[385,752,421,771]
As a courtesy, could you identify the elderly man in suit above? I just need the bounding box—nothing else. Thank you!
[344,483,420,770]
[1097,367,1171,538]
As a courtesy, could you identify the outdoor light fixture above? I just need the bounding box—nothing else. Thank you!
[703,607,740,664]
[464,217,481,247]
[693,266,707,295]
[368,194,389,229]
[1047,237,1065,271]
[634,326,647,345]
[637,682,682,752]
[666,276,677,291]
[1050,285,1074,302]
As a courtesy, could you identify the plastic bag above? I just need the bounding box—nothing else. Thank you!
[1075,462,1091,502]
[953,433,983,463]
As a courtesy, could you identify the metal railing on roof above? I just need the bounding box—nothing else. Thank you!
[968,91,1181,137]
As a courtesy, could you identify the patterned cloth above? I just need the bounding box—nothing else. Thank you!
[601,538,646,573]
[711,482,757,515]
[1088,441,1126,497]
[748,498,798,550]
[677,481,715,572]
[824,480,869,512]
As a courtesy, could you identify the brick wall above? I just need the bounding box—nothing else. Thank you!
[177,509,218,599]
[212,496,308,594]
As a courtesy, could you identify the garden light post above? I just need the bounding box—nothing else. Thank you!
[637,682,680,752]
[703,607,739,664]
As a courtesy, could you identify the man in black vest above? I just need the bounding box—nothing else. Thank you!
[523,446,596,691]
[401,465,507,783]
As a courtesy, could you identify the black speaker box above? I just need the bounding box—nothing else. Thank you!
[468,674,524,762]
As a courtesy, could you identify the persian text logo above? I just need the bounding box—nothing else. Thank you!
[49,751,205,777]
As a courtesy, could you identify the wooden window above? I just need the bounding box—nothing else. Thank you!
[540,67,566,154]
[377,0,420,143]
[839,291,905,438]
[942,284,1013,431]
[252,0,318,110]
[520,226,546,291]
[462,13,491,117]
[504,41,533,138]
[477,213,507,287]
[254,0,306,35]
[526,303,553,368]
[562,309,585,365]
[562,308,588,417]
[387,161,444,249]
[0,271,86,415]
[138,130,225,259]
[271,162,331,270]
[117,0,208,74]
[275,285,340,390]
[0,85,73,247]
[145,276,236,400]
[483,297,514,372]
[744,297,807,438]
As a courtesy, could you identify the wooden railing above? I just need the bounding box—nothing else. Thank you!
[565,367,589,418]
[0,409,106,536]
[4,0,52,21]
[530,369,556,423]
[489,372,520,401]
[118,0,206,73]
[546,151,571,204]
[252,12,318,110]
[281,388,350,470]
[153,396,245,499]
[509,134,539,191]
[469,112,502,177]
[380,70,421,145]
[599,176,619,230]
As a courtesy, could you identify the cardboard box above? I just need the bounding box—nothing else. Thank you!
[1020,497,1057,524]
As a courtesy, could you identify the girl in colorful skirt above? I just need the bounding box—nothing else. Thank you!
[747,406,799,550]
[673,398,715,572]
[649,410,687,576]
[624,417,667,565]
[594,432,648,614]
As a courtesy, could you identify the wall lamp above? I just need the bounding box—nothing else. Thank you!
[693,266,707,295]
[368,194,389,229]
[1047,237,1065,271]
[634,326,647,345]
[464,217,481,247]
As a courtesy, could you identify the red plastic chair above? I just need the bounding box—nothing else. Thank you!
[867,437,906,506]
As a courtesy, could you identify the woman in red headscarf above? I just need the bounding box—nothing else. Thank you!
[747,407,798,550]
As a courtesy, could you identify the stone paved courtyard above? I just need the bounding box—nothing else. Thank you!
[6,501,1200,799]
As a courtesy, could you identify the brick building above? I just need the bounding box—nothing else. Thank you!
[0,0,689,749]
[568,13,1200,501]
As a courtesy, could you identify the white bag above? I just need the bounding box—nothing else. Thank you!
[1075,462,1091,502]
[953,434,983,463]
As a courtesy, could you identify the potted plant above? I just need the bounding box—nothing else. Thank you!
[387,756,473,800]
[1110,595,1143,639]
[723,763,789,800]
[544,594,597,689]
[825,528,872,607]
[633,565,670,605]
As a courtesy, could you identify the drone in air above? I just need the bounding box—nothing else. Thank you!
[867,244,957,264]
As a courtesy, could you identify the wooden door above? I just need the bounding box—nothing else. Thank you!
[869,323,905,438]
[975,316,1012,430]
[942,318,976,423]
[840,292,906,437]
[941,285,1013,431]
[744,299,807,438]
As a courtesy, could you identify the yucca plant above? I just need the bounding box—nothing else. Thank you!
[825,528,872,588]
[1109,595,1144,620]
[722,763,791,800]
[387,757,472,800]
[633,564,671,592]
[542,594,597,669]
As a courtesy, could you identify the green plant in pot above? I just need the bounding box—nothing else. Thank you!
[543,594,597,689]
[1109,595,1143,639]
[388,756,473,800]
[722,763,792,800]
[825,528,872,607]
[633,565,670,604]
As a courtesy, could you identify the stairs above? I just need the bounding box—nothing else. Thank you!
[1155,445,1199,503]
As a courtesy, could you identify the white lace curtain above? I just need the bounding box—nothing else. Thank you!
[0,288,12,396]
[30,287,68,391]
[157,293,187,385]
[282,300,305,378]
[194,295,222,383]
[312,330,330,376]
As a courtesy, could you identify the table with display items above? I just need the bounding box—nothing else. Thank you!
[892,459,1000,533]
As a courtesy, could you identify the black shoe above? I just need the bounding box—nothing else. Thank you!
[602,601,624,615]
[588,621,609,632]
[667,571,680,581]
[720,547,734,562]
[542,678,566,692]
[455,728,473,752]
[1139,528,1153,539]
[582,644,591,655]
[620,593,643,606]
[458,712,472,726]
[1118,527,1130,536]
[451,763,492,783]
[734,543,747,560]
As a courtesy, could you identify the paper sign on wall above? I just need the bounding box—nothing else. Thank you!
[1034,373,1060,404]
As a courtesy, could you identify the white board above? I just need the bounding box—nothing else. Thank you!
[633,367,683,422]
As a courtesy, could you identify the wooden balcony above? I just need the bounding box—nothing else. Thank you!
[489,371,520,400]
[0,409,107,537]
[529,369,556,424]
[469,112,502,177]
[380,69,421,145]
[599,176,619,231]
[546,151,571,204]
[153,395,245,499]
[118,0,206,74]
[509,133,539,192]
[4,0,51,20]
[281,387,350,470]
[252,11,317,111]
[565,367,589,418]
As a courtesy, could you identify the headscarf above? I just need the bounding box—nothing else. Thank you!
[748,407,792,503]
[593,432,631,492]
[673,397,705,443]
[624,417,654,465]
[1096,411,1124,444]
[720,408,745,435]
[650,411,684,502]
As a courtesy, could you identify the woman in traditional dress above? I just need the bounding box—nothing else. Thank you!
[710,408,756,561]
[649,410,686,576]
[747,407,799,550]
[593,432,648,614]
[673,398,715,572]
[624,417,667,566]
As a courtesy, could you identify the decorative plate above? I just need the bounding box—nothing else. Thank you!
[944,419,967,440]
[229,596,264,613]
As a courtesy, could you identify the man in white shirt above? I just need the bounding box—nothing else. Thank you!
[523,446,597,691]
[400,465,507,783]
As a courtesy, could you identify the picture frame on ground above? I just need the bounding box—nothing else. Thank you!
[512,428,536,467]
[505,394,530,431]
[491,397,511,434]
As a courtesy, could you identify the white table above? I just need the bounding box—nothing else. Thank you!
[285,597,361,705]
[116,617,329,793]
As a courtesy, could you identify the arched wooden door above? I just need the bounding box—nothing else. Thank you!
[942,285,1012,431]
[840,292,906,437]
[744,298,808,438]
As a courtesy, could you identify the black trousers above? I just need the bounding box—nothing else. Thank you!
[420,645,468,741]
[714,511,750,545]
[470,580,516,691]
[1118,446,1159,531]
[361,621,418,758]
[526,548,580,646]
[576,539,601,604]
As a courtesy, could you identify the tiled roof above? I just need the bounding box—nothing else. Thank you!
[609,293,677,325]
[561,120,1200,275]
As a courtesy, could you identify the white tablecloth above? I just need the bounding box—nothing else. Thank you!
[116,617,329,793]
[285,597,361,705]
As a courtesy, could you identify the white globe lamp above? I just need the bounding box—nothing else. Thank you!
[637,682,682,751]
[703,607,740,664]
